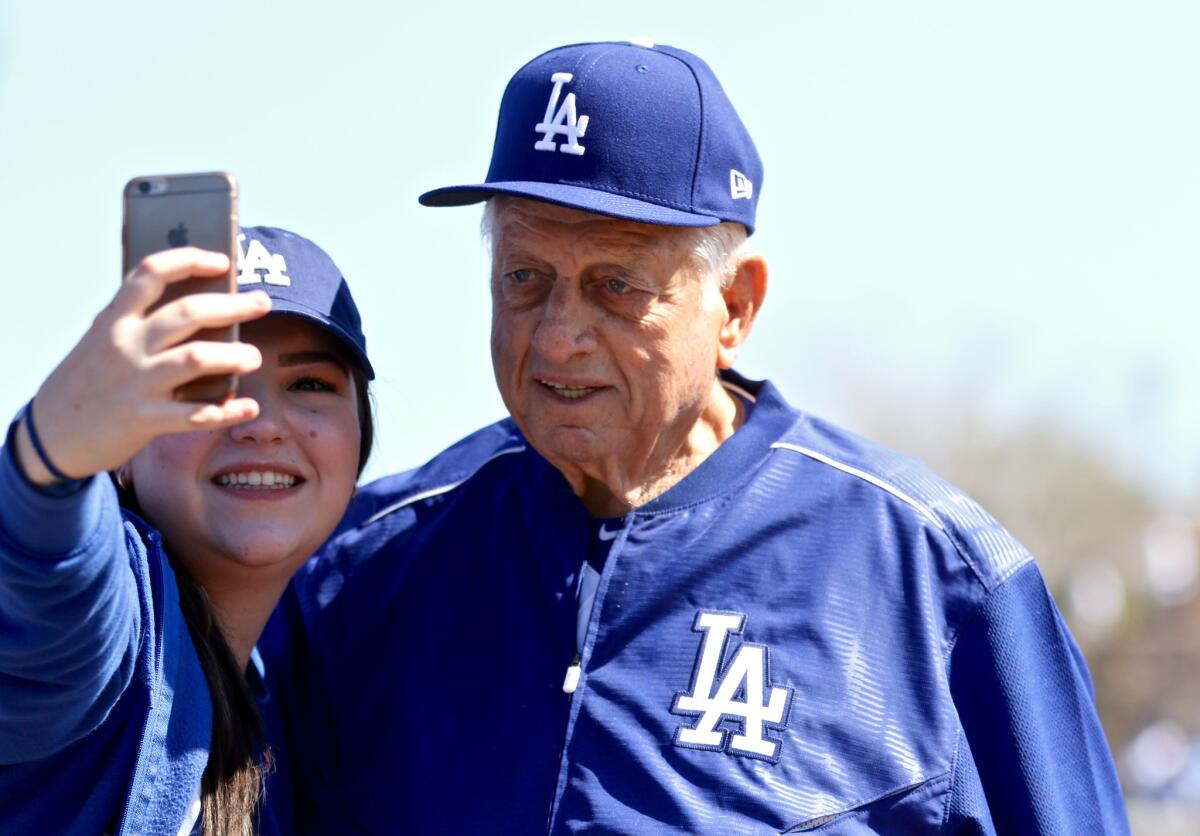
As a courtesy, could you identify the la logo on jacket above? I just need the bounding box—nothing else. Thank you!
[671,611,793,763]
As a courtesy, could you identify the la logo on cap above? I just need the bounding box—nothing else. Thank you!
[237,234,291,287]
[534,72,589,156]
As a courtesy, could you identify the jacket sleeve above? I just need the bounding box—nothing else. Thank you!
[0,438,141,763]
[945,560,1130,834]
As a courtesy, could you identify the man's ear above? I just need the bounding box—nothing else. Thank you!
[716,253,768,369]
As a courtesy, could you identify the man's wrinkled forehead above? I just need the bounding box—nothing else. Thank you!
[492,197,699,262]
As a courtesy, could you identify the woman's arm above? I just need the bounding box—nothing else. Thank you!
[0,441,138,762]
[0,248,269,763]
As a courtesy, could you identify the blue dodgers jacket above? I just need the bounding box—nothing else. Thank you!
[0,440,292,835]
[266,373,1130,834]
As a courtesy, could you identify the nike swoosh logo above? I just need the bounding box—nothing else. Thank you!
[598,525,620,541]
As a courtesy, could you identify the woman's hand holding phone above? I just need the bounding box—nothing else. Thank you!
[14,247,270,487]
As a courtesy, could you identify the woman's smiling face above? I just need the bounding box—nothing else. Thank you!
[130,315,362,582]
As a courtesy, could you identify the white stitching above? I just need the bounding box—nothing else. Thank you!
[770,442,945,532]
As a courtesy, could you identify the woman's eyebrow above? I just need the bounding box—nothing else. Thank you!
[278,350,348,371]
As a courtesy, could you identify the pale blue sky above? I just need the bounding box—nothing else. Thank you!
[2,0,1197,499]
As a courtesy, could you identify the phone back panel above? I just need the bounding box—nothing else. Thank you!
[122,172,239,402]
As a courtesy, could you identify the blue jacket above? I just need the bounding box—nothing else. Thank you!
[265,373,1129,834]
[0,436,291,835]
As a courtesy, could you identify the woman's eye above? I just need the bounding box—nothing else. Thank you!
[291,377,335,393]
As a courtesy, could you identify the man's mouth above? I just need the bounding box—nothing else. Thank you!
[213,470,301,490]
[537,379,602,401]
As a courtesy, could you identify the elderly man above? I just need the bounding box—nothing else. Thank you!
[266,41,1129,833]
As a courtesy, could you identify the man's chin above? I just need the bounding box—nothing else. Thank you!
[529,425,610,469]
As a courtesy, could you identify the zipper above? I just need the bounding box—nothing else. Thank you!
[562,652,582,694]
[116,708,157,836]
[546,517,629,832]
[116,527,168,836]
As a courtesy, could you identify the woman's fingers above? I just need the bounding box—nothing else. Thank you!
[148,340,263,391]
[168,397,261,431]
[24,248,260,479]
[115,248,232,314]
[133,396,260,437]
[141,290,270,354]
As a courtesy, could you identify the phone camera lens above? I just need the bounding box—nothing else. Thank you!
[138,181,152,195]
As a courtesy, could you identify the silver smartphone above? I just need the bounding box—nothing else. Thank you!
[122,172,239,403]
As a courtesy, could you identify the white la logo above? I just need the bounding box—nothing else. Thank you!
[534,72,588,156]
[730,169,753,200]
[671,611,793,762]
[237,234,291,287]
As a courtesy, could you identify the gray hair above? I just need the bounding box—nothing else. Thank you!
[481,197,747,292]
[688,221,747,291]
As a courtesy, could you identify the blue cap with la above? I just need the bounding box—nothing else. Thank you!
[419,39,763,234]
[236,226,374,379]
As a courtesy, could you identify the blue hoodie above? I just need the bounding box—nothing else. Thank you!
[0,429,290,835]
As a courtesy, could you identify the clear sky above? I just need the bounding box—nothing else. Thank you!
[1,0,1197,500]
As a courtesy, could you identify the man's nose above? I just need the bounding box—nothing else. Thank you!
[531,280,595,363]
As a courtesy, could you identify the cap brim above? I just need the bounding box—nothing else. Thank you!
[419,181,721,228]
[267,302,375,380]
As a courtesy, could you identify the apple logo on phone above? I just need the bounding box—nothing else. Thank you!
[167,222,189,248]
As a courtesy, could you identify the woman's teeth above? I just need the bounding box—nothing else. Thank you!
[216,471,297,489]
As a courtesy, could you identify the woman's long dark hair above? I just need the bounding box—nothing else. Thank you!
[118,363,373,835]
[173,561,269,836]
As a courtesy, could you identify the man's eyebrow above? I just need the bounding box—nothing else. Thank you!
[497,248,556,270]
[278,350,348,371]
[591,263,640,278]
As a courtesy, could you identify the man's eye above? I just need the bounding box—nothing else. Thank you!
[508,269,536,284]
[605,278,630,295]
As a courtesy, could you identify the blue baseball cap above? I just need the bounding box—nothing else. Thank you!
[419,40,763,234]
[236,226,374,379]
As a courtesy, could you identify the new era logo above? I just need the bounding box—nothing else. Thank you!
[730,169,753,200]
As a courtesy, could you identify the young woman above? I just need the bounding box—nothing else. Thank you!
[0,226,374,835]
